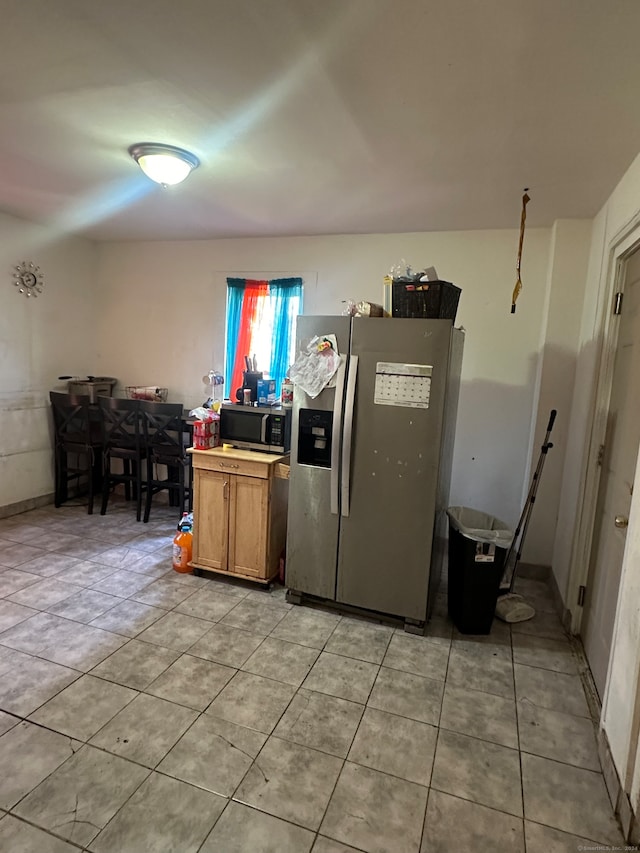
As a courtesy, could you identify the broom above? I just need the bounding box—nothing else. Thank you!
[495,409,556,623]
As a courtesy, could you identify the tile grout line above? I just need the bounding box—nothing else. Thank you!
[511,622,528,852]
[2,811,86,851]
[418,615,454,852]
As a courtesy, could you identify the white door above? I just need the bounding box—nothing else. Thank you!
[581,250,640,698]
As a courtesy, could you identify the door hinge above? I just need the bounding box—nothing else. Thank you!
[597,444,605,466]
[578,585,586,607]
[614,291,623,315]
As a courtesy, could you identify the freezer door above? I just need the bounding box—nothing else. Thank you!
[337,318,455,622]
[286,315,351,600]
[428,327,464,613]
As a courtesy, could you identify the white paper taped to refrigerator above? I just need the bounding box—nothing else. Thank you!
[289,335,344,399]
[374,362,433,408]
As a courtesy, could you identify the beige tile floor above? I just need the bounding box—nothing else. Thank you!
[0,500,623,852]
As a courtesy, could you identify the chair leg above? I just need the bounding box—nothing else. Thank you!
[101,453,110,516]
[59,449,70,505]
[132,460,139,502]
[87,450,94,515]
[143,457,153,523]
[54,448,62,507]
[123,460,131,501]
[177,465,185,519]
[135,460,143,522]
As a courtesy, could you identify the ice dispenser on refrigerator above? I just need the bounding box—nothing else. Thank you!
[297,410,333,468]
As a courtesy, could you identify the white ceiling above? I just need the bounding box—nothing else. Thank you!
[3,0,640,241]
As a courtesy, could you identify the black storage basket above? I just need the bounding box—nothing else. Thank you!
[392,280,461,320]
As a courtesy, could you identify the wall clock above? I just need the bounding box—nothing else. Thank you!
[13,261,44,297]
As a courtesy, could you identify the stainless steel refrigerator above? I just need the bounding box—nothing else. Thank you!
[286,316,464,632]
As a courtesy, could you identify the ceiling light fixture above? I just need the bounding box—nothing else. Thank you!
[128,143,200,186]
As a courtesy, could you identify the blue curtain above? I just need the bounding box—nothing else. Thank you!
[224,278,246,398]
[270,277,302,397]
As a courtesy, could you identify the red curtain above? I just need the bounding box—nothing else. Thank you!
[230,280,269,400]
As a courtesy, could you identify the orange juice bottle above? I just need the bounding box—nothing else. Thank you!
[172,513,193,573]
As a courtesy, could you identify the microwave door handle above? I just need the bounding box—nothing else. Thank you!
[330,359,347,515]
[261,414,269,444]
[341,355,358,518]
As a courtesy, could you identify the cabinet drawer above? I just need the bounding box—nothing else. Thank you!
[194,454,271,479]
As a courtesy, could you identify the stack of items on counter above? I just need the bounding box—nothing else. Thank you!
[192,413,220,449]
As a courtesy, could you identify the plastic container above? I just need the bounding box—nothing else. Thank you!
[257,379,276,407]
[281,379,294,408]
[446,506,512,634]
[172,513,193,573]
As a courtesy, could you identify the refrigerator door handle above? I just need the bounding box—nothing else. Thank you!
[341,355,358,517]
[330,359,347,515]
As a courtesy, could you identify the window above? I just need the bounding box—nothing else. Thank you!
[224,277,302,400]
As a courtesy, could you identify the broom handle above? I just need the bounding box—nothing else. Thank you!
[503,409,556,590]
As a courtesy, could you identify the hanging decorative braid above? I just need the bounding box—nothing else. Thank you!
[511,190,531,314]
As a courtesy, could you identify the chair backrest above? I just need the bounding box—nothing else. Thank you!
[99,397,141,449]
[49,391,93,446]
[140,401,186,455]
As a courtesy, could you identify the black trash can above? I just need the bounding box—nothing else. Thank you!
[446,507,513,635]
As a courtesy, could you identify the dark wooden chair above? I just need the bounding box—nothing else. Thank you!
[99,397,146,521]
[49,391,102,513]
[140,400,192,523]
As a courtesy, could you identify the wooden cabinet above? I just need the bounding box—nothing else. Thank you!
[189,447,289,583]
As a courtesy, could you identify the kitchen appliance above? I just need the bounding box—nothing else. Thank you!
[59,376,117,404]
[286,316,463,633]
[219,404,291,454]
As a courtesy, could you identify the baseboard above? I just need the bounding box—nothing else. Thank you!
[597,728,640,842]
[546,568,574,632]
[0,493,54,520]
[571,634,601,722]
[0,488,173,521]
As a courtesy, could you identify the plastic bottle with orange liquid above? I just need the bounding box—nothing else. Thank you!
[172,512,193,573]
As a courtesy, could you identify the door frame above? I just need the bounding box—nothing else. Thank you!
[567,218,640,638]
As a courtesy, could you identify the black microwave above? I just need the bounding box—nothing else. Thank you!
[219,404,291,454]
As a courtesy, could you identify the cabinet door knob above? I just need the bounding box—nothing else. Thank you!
[615,515,629,529]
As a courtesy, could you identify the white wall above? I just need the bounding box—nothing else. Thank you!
[0,212,96,509]
[95,228,552,531]
[522,219,592,567]
[551,208,610,601]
